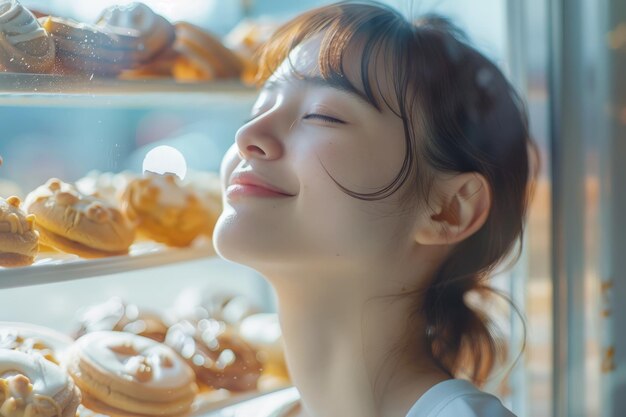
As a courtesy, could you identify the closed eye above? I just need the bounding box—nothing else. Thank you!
[303,113,346,124]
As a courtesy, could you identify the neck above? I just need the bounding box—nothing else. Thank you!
[265,250,449,417]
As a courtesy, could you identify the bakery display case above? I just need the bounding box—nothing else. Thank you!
[0,0,580,416]
[0,0,299,415]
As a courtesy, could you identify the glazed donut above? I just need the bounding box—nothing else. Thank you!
[239,313,290,383]
[95,2,175,64]
[121,172,210,247]
[0,349,81,417]
[0,196,38,267]
[0,322,73,365]
[165,319,263,392]
[172,22,243,82]
[64,331,197,416]
[0,0,55,73]
[195,293,259,326]
[24,178,135,258]
[73,297,169,343]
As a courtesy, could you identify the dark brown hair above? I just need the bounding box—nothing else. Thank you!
[255,1,536,386]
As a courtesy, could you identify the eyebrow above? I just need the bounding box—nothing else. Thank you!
[263,75,378,110]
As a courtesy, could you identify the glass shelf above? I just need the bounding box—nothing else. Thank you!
[0,239,216,290]
[0,73,257,108]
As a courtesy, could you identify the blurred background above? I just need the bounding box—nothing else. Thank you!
[1,0,624,416]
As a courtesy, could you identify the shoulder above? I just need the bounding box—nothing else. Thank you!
[406,379,516,417]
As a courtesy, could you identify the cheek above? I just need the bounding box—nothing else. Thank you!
[296,162,410,257]
[310,131,405,192]
[293,128,411,253]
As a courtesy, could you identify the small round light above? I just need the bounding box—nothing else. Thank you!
[142,145,187,180]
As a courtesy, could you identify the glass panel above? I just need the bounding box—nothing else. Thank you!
[521,1,553,416]
[599,1,626,417]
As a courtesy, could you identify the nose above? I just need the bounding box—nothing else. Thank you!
[235,115,284,161]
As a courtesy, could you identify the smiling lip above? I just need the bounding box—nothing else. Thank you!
[227,173,295,199]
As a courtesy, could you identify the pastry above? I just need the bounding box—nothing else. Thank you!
[181,170,222,237]
[0,0,55,73]
[172,22,244,82]
[165,319,262,391]
[224,19,278,61]
[119,47,180,79]
[40,16,137,76]
[239,313,290,381]
[41,3,175,77]
[73,297,169,343]
[0,196,38,267]
[0,322,73,364]
[0,349,81,417]
[75,170,136,206]
[24,178,135,258]
[224,19,279,84]
[24,9,49,19]
[196,293,258,326]
[95,2,175,64]
[64,331,197,416]
[121,172,210,247]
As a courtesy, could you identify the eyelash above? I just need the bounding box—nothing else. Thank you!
[244,113,346,125]
[303,113,345,124]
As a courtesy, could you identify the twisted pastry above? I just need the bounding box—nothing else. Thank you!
[0,0,55,73]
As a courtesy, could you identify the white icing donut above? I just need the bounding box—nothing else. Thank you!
[0,322,73,365]
[75,331,194,390]
[0,350,66,398]
[0,350,74,417]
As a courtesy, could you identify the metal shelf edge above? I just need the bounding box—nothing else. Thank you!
[0,244,215,290]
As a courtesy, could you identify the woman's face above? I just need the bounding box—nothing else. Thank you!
[214,38,418,272]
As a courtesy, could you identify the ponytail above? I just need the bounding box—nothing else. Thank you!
[421,244,504,385]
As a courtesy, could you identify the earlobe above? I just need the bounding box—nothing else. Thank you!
[414,173,491,245]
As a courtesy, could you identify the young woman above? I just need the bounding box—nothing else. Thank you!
[214,2,535,416]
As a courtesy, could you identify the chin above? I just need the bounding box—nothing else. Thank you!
[213,212,244,263]
[212,210,282,270]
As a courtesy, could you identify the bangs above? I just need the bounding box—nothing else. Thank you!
[255,2,414,114]
[253,2,418,201]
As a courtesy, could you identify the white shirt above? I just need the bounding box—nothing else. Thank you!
[405,379,516,417]
[204,382,514,417]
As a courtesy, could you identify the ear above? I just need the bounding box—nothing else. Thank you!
[414,173,491,245]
